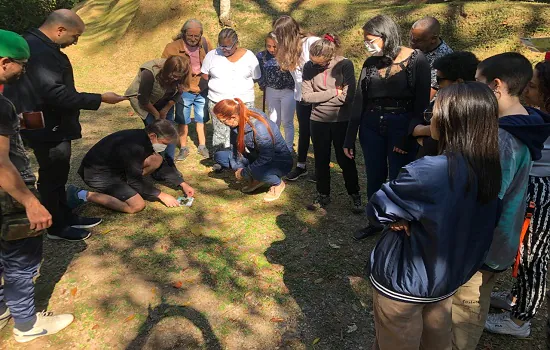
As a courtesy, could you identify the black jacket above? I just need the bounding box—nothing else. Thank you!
[4,28,102,142]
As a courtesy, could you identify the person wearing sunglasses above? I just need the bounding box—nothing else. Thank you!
[200,28,261,169]
[343,15,431,240]
[414,51,480,158]
[162,19,213,162]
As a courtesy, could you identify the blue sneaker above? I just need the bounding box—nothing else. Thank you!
[66,185,85,209]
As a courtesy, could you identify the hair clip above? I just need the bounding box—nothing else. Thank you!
[324,34,335,43]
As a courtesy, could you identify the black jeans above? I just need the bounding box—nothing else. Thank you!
[296,102,312,164]
[31,141,73,234]
[310,120,360,196]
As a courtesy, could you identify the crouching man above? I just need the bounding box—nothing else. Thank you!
[67,120,195,213]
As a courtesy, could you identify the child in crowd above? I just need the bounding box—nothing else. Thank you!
[212,99,292,202]
[368,83,502,350]
[301,33,361,213]
[256,32,296,152]
[452,53,550,350]
[485,59,550,338]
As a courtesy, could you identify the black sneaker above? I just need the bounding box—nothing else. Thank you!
[350,193,363,214]
[307,173,317,183]
[353,225,382,241]
[69,215,102,229]
[307,194,331,211]
[286,167,308,181]
[47,226,91,241]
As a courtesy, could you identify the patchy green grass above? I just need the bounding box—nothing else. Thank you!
[1,0,550,349]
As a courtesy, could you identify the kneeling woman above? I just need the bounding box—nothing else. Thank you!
[213,98,292,202]
[366,83,502,349]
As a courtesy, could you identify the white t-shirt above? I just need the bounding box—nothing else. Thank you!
[290,36,320,101]
[201,49,261,103]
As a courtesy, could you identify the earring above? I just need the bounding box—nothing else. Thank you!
[493,89,502,99]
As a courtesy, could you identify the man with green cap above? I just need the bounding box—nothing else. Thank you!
[0,29,74,343]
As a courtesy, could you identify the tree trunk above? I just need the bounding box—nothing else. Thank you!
[219,0,232,26]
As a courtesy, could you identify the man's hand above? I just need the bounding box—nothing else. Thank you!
[181,182,195,197]
[389,220,411,236]
[336,86,344,96]
[158,192,180,207]
[412,125,431,137]
[101,92,127,104]
[344,148,354,159]
[417,137,424,147]
[235,168,244,180]
[25,199,52,231]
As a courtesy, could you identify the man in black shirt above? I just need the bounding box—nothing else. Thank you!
[0,29,74,344]
[4,10,127,241]
[69,120,195,213]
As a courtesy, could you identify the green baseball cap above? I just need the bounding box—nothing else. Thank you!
[0,30,30,60]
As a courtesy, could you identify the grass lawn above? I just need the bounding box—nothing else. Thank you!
[1,0,550,349]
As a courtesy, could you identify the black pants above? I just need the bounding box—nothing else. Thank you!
[296,102,312,164]
[31,141,73,234]
[310,120,360,196]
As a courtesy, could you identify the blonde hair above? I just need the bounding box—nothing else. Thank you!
[272,16,306,71]
[309,33,341,60]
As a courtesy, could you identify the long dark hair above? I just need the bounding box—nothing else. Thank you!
[156,55,190,90]
[432,82,501,204]
[213,99,275,154]
[362,15,402,65]
[535,60,550,112]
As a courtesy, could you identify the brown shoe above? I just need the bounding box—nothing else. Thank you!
[241,180,266,193]
[264,181,286,202]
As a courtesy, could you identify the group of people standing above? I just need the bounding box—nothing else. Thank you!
[1,7,550,350]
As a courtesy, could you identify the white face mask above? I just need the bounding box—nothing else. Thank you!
[152,143,167,153]
[364,39,383,56]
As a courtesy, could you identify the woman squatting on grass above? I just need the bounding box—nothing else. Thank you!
[212,99,292,202]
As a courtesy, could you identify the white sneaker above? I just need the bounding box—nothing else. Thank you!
[13,311,74,343]
[490,291,516,310]
[484,312,530,338]
[0,308,11,331]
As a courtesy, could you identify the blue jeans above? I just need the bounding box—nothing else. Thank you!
[175,91,209,124]
[214,150,287,186]
[144,107,175,160]
[359,110,417,199]
[0,235,43,324]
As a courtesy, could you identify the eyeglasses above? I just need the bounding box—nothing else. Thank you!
[10,58,27,69]
[364,37,380,46]
[218,41,237,51]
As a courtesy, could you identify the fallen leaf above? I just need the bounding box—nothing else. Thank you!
[270,317,284,323]
[151,288,156,295]
[301,227,309,234]
[100,229,114,235]
[124,314,135,323]
[347,324,358,333]
[92,324,99,330]
[173,281,183,289]
[182,301,192,307]
[70,287,78,297]
[61,288,67,295]
[329,243,341,249]
[244,291,253,298]
[181,267,189,274]
[127,111,135,116]
[314,278,324,284]
[313,338,321,345]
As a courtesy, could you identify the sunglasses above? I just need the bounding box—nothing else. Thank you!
[218,41,237,51]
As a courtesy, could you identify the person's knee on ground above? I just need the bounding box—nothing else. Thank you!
[124,194,146,214]
[142,153,163,175]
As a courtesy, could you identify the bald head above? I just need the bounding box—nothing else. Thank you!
[40,9,85,48]
[410,16,442,53]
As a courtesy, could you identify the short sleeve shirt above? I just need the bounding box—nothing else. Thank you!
[0,95,36,183]
[424,39,453,90]
[201,49,261,103]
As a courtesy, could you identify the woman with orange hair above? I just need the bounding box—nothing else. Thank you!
[212,98,293,202]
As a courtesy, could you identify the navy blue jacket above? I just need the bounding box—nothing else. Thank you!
[367,155,500,303]
[230,115,292,180]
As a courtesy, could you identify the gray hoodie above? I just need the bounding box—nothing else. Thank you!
[530,137,550,177]
[301,56,355,123]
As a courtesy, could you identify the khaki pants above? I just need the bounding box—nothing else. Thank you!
[451,270,498,350]
[372,289,452,350]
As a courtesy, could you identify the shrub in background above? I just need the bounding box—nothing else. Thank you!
[0,0,78,34]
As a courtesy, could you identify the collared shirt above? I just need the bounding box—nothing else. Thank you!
[424,39,453,90]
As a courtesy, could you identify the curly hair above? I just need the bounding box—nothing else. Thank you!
[272,16,307,71]
[433,51,479,82]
